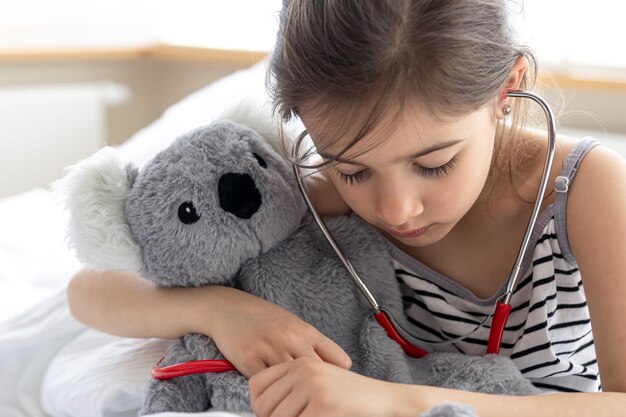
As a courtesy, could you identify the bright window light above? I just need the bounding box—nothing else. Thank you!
[0,0,158,49]
[0,0,623,71]
[513,0,626,70]
[157,0,283,51]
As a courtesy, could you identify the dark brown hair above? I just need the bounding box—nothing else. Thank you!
[266,0,542,207]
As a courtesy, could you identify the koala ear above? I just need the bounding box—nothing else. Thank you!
[52,147,144,272]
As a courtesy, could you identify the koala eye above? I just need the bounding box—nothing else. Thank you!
[178,201,201,225]
[252,153,267,169]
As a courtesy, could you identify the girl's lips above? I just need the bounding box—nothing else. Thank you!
[387,225,431,238]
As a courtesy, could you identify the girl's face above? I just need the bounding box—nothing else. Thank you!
[302,103,498,247]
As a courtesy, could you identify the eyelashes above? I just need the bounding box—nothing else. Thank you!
[338,170,368,186]
[337,157,457,186]
[420,157,457,178]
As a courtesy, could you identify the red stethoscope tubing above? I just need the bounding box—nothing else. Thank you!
[374,310,429,357]
[152,356,236,380]
[374,302,512,359]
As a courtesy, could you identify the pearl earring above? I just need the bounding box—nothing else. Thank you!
[502,103,511,115]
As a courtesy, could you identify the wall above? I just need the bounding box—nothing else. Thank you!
[0,57,248,146]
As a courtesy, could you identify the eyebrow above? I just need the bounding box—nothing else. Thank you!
[318,139,465,166]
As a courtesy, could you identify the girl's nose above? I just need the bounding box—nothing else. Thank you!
[375,183,424,228]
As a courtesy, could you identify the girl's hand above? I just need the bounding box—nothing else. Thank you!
[204,287,352,378]
[249,357,422,417]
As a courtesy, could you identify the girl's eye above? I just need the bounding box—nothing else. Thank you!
[337,157,457,186]
[338,169,368,185]
[416,157,457,178]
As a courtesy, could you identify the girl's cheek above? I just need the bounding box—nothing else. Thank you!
[332,180,376,216]
[339,184,371,210]
[444,159,490,210]
[328,175,357,201]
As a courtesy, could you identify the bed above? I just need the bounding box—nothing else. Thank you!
[1,59,625,417]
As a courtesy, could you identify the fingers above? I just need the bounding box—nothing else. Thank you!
[232,347,297,378]
[257,386,309,417]
[249,361,311,417]
[250,342,349,378]
[271,395,308,417]
[313,335,352,369]
[249,361,291,404]
[235,347,326,378]
[237,357,270,379]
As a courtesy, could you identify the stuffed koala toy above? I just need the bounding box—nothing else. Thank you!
[57,120,540,416]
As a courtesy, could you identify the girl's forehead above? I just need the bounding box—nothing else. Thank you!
[301,104,488,159]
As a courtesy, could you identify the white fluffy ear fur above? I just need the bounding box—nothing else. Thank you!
[52,147,144,272]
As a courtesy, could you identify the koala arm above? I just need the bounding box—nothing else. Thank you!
[67,267,231,339]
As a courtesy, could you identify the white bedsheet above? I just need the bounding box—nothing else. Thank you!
[0,287,254,417]
[40,321,256,417]
[0,288,84,417]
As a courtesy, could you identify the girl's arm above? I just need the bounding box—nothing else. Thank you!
[395,384,626,417]
[67,268,228,339]
[249,358,626,417]
[66,268,352,378]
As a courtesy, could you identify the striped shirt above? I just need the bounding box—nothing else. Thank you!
[387,137,601,393]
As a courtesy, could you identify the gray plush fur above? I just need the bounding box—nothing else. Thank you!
[420,404,478,417]
[125,121,304,287]
[60,120,540,417]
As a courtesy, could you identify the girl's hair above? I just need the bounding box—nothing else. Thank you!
[266,0,543,210]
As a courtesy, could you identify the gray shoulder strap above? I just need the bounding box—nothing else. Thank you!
[554,137,601,267]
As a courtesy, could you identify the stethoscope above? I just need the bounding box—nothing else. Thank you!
[152,89,556,380]
[291,89,557,358]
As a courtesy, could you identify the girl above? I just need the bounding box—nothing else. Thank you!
[68,0,626,416]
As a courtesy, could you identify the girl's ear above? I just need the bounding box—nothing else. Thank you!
[495,55,529,120]
[52,147,144,272]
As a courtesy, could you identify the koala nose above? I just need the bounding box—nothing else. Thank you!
[218,173,262,219]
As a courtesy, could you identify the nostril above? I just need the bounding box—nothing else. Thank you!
[218,173,262,219]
